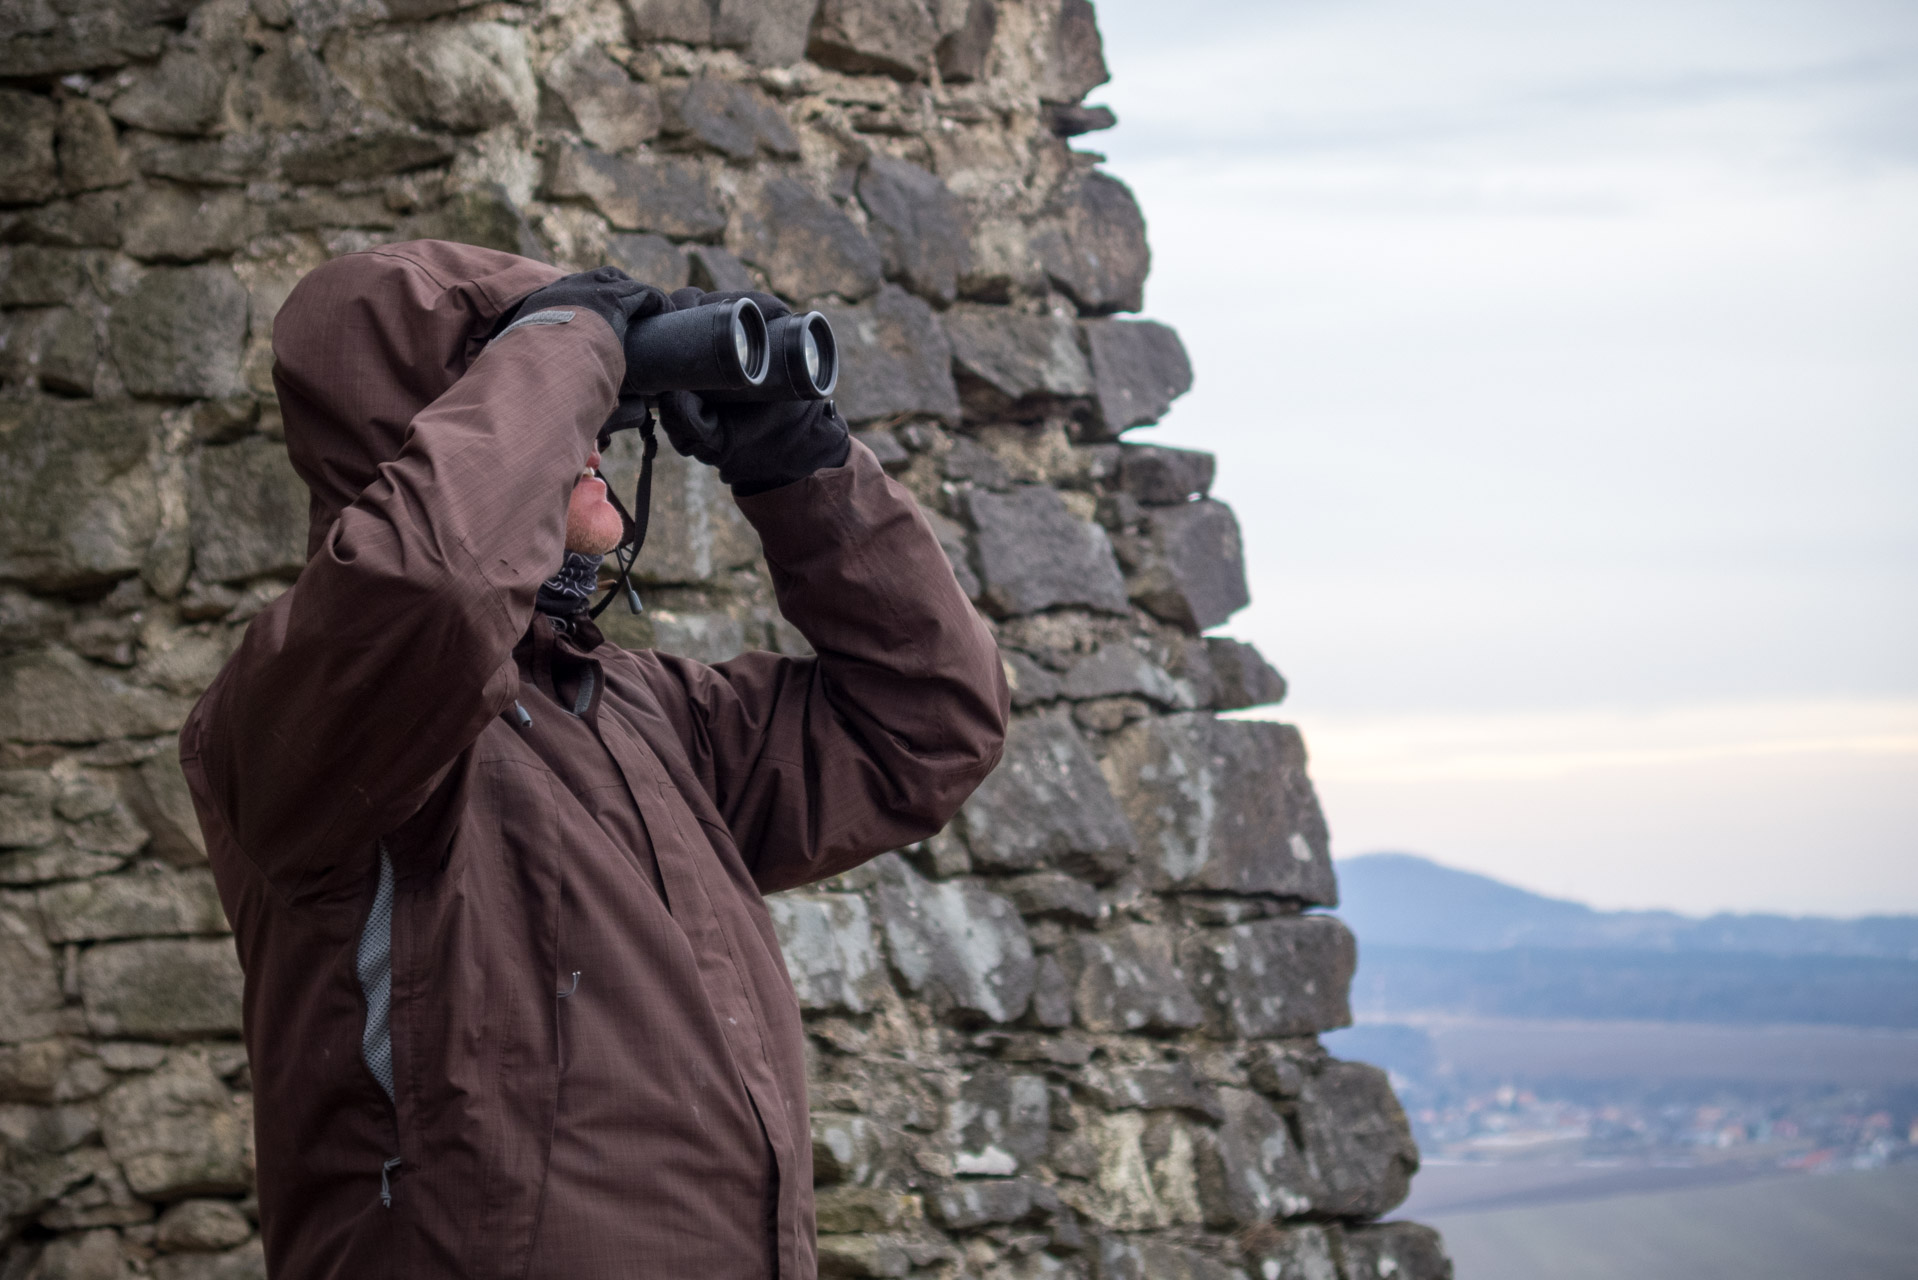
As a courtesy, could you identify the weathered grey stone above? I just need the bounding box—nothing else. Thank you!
[1093,1236,1240,1280]
[328,23,537,133]
[1060,924,1202,1033]
[809,0,941,79]
[1100,715,1334,900]
[1038,0,1110,104]
[1083,320,1193,438]
[956,711,1131,878]
[1194,1086,1316,1227]
[998,650,1060,708]
[0,399,160,593]
[664,77,798,159]
[948,1070,1048,1174]
[811,1111,885,1186]
[542,40,662,152]
[1244,1044,1310,1100]
[186,438,309,584]
[1204,638,1286,711]
[243,31,336,134]
[1034,172,1148,316]
[1241,1226,1340,1280]
[8,189,129,249]
[968,487,1128,617]
[39,867,226,944]
[17,1228,133,1280]
[733,177,883,303]
[38,307,104,396]
[941,435,1010,489]
[923,509,981,599]
[124,131,273,187]
[110,49,229,136]
[109,265,249,400]
[927,1177,1032,1229]
[766,892,888,1014]
[688,244,754,292]
[121,187,253,264]
[935,0,997,82]
[851,428,909,470]
[624,0,816,61]
[100,1051,250,1198]
[0,891,63,1045]
[0,90,62,205]
[1342,1223,1452,1280]
[1029,953,1072,1028]
[55,97,135,194]
[1060,644,1192,709]
[815,285,960,425]
[813,1186,923,1234]
[0,3,175,79]
[0,648,191,744]
[604,233,690,290]
[1076,1060,1216,1117]
[1047,102,1117,137]
[148,1238,269,1280]
[80,939,245,1040]
[872,856,1035,1024]
[405,183,544,259]
[857,155,968,305]
[0,247,96,308]
[154,1197,252,1251]
[944,309,1092,421]
[1295,1061,1418,1219]
[543,145,726,239]
[1129,501,1248,632]
[1181,917,1355,1040]
[0,771,58,851]
[280,129,457,185]
[815,1233,911,1278]
[127,753,208,865]
[599,608,748,665]
[1000,872,1100,922]
[600,435,758,584]
[1117,445,1212,505]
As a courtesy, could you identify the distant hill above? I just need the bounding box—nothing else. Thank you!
[1333,854,1918,1028]
[1336,853,1918,959]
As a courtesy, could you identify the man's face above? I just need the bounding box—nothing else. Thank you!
[567,450,625,556]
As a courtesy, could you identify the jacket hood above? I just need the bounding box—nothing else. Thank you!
[271,240,563,559]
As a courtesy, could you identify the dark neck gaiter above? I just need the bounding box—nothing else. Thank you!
[537,551,603,616]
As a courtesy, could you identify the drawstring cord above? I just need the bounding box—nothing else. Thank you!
[379,1156,402,1208]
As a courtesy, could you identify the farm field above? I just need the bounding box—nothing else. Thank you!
[1422,1164,1918,1280]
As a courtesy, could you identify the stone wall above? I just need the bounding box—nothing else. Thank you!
[0,1,1451,1277]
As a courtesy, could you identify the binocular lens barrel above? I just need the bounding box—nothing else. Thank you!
[622,298,770,396]
[708,311,838,403]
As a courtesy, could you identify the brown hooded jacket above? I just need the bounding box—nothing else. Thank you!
[179,241,1009,1279]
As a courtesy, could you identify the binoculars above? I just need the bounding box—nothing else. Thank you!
[621,298,838,402]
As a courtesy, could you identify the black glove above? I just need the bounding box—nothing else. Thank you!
[655,288,852,496]
[503,267,670,357]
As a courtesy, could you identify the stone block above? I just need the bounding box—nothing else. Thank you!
[80,939,245,1041]
[18,1229,134,1279]
[1060,924,1202,1034]
[948,1070,1048,1174]
[1294,1061,1419,1219]
[0,90,61,205]
[1194,1086,1315,1227]
[243,30,335,134]
[0,648,191,744]
[0,770,58,851]
[0,398,162,592]
[100,1051,251,1198]
[122,187,253,263]
[1241,1226,1339,1280]
[1001,872,1100,922]
[1035,172,1148,316]
[1342,1223,1452,1280]
[110,49,228,136]
[1060,644,1193,709]
[542,40,661,152]
[603,234,690,290]
[327,23,536,133]
[809,0,941,79]
[1048,103,1117,137]
[0,891,63,1045]
[1117,445,1212,505]
[921,509,981,600]
[815,285,960,425]
[1130,501,1249,632]
[944,309,1092,421]
[601,434,760,585]
[37,307,104,396]
[966,487,1128,617]
[406,183,543,259]
[812,1111,885,1186]
[58,98,137,193]
[765,892,888,1014]
[816,1234,911,1278]
[155,1198,252,1251]
[599,608,749,666]
[814,1186,922,1233]
[927,1177,1032,1229]
[857,154,969,305]
[543,145,726,239]
[959,713,1130,884]
[109,264,249,400]
[1180,917,1355,1040]
[1083,320,1193,437]
[872,856,1035,1024]
[999,650,1060,707]
[733,176,883,303]
[188,438,310,584]
[1039,0,1111,104]
[1093,1235,1240,1280]
[281,130,457,186]
[1061,1111,1171,1231]
[688,245,754,292]
[0,247,95,308]
[1100,715,1334,900]
[663,77,799,159]
[149,1238,269,1279]
[1076,1060,1216,1118]
[38,867,227,944]
[1204,638,1286,711]
[935,0,997,82]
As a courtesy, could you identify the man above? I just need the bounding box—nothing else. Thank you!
[180,240,1009,1278]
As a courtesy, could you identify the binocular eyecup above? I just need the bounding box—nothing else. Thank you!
[622,299,838,402]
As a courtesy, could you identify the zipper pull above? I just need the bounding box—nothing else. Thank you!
[380,1156,402,1208]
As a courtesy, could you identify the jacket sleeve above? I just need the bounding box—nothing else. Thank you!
[180,314,624,901]
[640,439,1011,895]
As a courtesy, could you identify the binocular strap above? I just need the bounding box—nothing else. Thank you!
[589,414,656,620]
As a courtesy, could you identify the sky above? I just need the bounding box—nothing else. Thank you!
[1086,0,1918,915]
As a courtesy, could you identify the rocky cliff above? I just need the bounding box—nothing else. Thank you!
[0,1,1451,1276]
